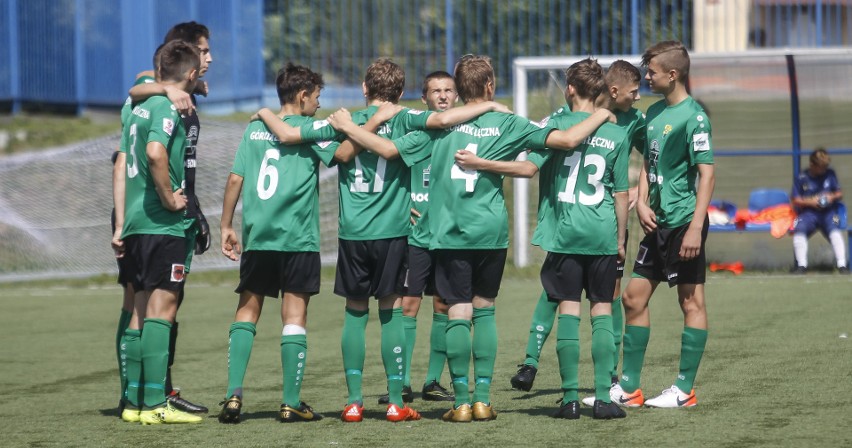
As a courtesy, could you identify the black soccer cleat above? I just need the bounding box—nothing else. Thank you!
[218,395,242,424]
[378,385,414,404]
[552,400,580,419]
[422,380,455,402]
[510,364,537,392]
[280,402,323,422]
[839,266,850,274]
[791,266,807,275]
[168,390,208,414]
[592,400,627,419]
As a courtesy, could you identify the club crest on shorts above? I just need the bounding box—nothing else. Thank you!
[171,263,186,282]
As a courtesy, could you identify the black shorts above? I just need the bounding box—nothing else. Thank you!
[402,245,436,297]
[616,228,629,278]
[123,234,187,292]
[541,253,617,303]
[236,251,321,297]
[334,237,408,300]
[433,249,507,304]
[631,216,709,287]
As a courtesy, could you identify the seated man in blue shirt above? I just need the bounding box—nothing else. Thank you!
[791,148,847,274]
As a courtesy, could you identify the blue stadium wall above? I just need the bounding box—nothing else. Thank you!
[0,0,264,113]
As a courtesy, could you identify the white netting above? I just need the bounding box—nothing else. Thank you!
[0,120,340,282]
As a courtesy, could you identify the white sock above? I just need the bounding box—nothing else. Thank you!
[828,229,847,268]
[282,324,306,336]
[793,233,809,268]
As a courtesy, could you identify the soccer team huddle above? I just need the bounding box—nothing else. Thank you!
[111,21,715,425]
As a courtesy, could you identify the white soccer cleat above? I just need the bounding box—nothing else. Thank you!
[644,385,697,408]
[582,383,634,407]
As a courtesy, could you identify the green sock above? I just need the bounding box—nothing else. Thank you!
[445,319,472,407]
[281,334,307,407]
[116,309,132,402]
[141,318,171,408]
[611,297,624,380]
[342,307,368,405]
[620,325,651,393]
[472,306,497,404]
[556,314,581,403]
[225,322,256,398]
[675,327,708,392]
[123,329,143,408]
[424,312,449,385]
[591,315,616,402]
[523,291,558,368]
[402,315,417,388]
[380,308,405,407]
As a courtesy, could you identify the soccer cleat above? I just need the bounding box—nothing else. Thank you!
[581,396,596,407]
[644,385,697,408]
[121,407,141,423]
[581,381,623,407]
[839,266,850,274]
[442,403,473,423]
[218,395,242,424]
[791,266,807,275]
[510,364,537,392]
[378,385,414,404]
[341,403,364,422]
[139,402,203,425]
[592,400,627,419]
[167,389,208,414]
[552,400,580,419]
[422,380,455,402]
[386,403,421,422]
[610,383,645,408]
[471,402,497,421]
[280,402,323,422]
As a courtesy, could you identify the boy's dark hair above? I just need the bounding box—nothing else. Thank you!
[276,63,324,105]
[641,40,690,81]
[421,70,454,96]
[163,21,210,45]
[605,60,641,88]
[364,58,405,102]
[453,54,494,103]
[156,40,201,83]
[565,58,605,100]
[810,147,830,167]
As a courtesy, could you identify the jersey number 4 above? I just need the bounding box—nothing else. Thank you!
[451,143,479,192]
[557,152,605,205]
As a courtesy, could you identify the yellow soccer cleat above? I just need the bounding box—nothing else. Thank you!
[120,408,141,423]
[139,402,203,425]
[471,402,497,421]
[442,403,473,423]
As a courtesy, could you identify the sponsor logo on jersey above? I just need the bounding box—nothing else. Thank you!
[163,118,174,136]
[696,115,704,122]
[185,159,197,168]
[249,130,279,142]
[692,132,709,152]
[316,140,333,149]
[411,192,429,203]
[422,165,430,188]
[170,264,186,282]
[313,119,329,130]
[448,123,502,137]
[187,125,199,139]
[583,135,615,151]
[131,106,150,120]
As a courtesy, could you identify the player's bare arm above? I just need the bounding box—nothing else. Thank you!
[614,190,629,262]
[111,150,127,257]
[327,108,402,160]
[454,150,539,178]
[129,82,194,115]
[544,108,615,150]
[146,141,187,212]
[424,100,511,128]
[636,160,657,234]
[255,108,302,144]
[219,173,243,261]
[680,163,715,260]
[332,102,404,163]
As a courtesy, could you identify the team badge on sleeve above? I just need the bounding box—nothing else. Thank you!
[163,118,175,136]
[407,109,425,115]
[693,133,710,152]
[170,263,186,282]
[313,120,329,130]
[316,140,333,149]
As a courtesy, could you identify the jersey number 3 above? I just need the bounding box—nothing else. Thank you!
[557,152,605,205]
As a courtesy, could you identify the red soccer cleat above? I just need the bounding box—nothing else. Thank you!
[386,403,421,422]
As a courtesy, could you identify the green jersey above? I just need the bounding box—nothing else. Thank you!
[644,96,714,228]
[616,107,646,154]
[300,106,432,240]
[122,96,187,237]
[534,110,630,255]
[396,112,551,250]
[118,75,155,155]
[398,131,434,248]
[231,116,337,252]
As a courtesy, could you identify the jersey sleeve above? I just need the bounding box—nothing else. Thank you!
[525,148,553,168]
[505,115,552,153]
[310,140,339,168]
[146,99,181,149]
[300,118,343,143]
[395,108,434,131]
[395,130,434,167]
[687,111,713,165]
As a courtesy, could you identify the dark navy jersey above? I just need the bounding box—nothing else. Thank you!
[182,94,201,218]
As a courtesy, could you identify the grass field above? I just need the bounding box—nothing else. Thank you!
[1,273,850,447]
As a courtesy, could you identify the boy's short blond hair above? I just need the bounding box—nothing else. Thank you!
[641,40,690,82]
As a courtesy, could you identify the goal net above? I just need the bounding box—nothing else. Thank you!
[512,48,852,269]
[0,120,341,282]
